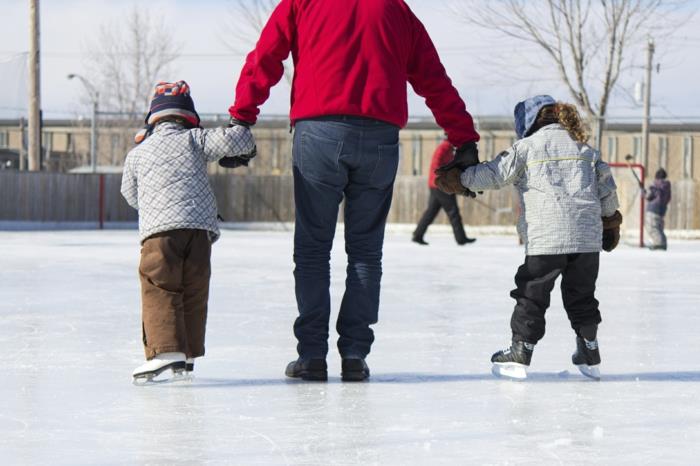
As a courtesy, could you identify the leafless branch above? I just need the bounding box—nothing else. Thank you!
[221,0,293,84]
[451,0,692,123]
[83,7,181,123]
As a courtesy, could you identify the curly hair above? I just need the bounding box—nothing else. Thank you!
[531,102,589,143]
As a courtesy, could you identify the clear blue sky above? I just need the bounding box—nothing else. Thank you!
[1,0,699,121]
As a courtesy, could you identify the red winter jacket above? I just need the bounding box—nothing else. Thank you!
[229,0,480,147]
[428,140,455,189]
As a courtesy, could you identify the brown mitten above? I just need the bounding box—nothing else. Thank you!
[601,210,623,252]
[435,167,476,197]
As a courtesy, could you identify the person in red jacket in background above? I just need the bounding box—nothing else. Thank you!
[229,0,480,382]
[413,139,476,246]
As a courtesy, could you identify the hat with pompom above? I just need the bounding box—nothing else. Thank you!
[135,80,201,144]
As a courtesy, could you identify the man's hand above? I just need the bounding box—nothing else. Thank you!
[218,118,256,168]
[228,117,253,128]
[218,146,257,169]
[436,141,480,173]
[435,167,476,197]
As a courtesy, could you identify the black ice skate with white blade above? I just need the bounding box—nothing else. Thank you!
[572,337,601,381]
[491,340,534,380]
[132,352,189,385]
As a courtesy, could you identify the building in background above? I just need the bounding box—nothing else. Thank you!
[1,116,698,231]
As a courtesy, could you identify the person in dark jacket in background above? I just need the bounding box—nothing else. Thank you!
[646,168,672,250]
[413,139,475,245]
[229,0,480,382]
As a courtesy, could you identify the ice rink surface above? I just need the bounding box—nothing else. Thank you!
[2,229,700,465]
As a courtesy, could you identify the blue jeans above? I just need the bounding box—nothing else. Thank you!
[292,117,400,359]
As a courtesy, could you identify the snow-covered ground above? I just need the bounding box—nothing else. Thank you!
[2,229,699,465]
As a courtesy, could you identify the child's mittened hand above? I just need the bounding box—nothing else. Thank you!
[601,210,623,252]
[435,168,476,197]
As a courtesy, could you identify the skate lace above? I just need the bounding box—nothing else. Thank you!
[584,339,598,350]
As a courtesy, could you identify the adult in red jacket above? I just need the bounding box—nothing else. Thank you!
[230,0,480,382]
[413,139,475,246]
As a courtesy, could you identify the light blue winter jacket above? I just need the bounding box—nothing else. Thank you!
[121,122,255,243]
[461,124,619,255]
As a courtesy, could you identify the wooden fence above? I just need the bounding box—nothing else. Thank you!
[1,171,697,230]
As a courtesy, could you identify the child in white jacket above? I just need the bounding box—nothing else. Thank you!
[436,95,622,380]
[121,81,256,383]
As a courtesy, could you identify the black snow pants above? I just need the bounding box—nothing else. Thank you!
[509,252,602,344]
[413,188,468,243]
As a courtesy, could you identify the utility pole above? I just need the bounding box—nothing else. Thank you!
[28,0,41,171]
[641,37,655,172]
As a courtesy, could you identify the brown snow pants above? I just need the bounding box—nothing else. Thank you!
[139,229,211,360]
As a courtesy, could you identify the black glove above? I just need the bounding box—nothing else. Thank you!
[435,142,480,198]
[218,117,257,168]
[436,142,480,172]
[218,146,257,168]
[228,117,253,128]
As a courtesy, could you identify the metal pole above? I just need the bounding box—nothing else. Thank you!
[639,164,645,248]
[19,117,26,171]
[91,94,98,173]
[641,37,655,172]
[98,174,105,229]
[28,0,41,171]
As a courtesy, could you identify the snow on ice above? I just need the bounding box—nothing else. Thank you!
[1,230,699,464]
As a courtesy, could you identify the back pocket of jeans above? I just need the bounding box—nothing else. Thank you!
[370,143,399,189]
[298,131,343,183]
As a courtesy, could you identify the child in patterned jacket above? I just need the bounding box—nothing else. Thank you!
[121,81,256,383]
[436,95,622,380]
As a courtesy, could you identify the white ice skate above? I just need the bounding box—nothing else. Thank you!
[576,363,601,381]
[572,337,601,381]
[491,362,528,380]
[185,357,195,379]
[132,352,187,385]
[490,341,533,380]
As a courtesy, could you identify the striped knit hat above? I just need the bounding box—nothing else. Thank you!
[135,80,201,144]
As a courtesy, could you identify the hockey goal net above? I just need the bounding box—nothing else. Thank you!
[609,163,646,247]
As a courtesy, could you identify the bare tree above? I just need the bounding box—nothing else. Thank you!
[223,0,293,83]
[84,7,181,121]
[451,0,690,142]
[77,7,180,166]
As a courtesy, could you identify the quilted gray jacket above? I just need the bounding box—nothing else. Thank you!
[461,124,619,255]
[121,122,255,243]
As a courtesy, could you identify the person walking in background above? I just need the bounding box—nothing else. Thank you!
[122,81,256,383]
[412,138,475,245]
[436,96,621,381]
[229,0,480,381]
[646,168,672,250]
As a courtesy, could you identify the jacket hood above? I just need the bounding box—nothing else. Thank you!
[514,95,556,139]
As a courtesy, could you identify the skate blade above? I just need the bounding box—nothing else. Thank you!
[133,369,191,386]
[577,364,601,381]
[491,362,528,380]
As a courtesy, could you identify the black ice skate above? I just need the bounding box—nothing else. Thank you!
[285,358,328,381]
[132,352,187,385]
[491,341,534,380]
[341,358,370,382]
[572,337,601,380]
